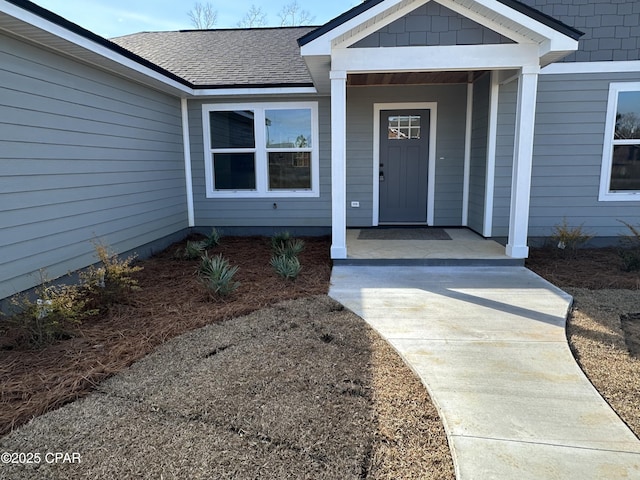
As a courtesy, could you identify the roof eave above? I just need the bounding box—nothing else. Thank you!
[1,0,194,94]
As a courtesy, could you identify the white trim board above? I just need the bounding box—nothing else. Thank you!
[372,102,437,226]
[193,87,318,97]
[181,99,195,227]
[598,82,640,202]
[542,61,640,75]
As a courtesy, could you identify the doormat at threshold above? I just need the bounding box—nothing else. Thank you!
[358,228,451,240]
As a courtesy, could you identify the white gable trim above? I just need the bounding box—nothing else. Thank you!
[331,0,431,50]
[301,0,579,60]
[301,0,423,56]
[439,0,577,52]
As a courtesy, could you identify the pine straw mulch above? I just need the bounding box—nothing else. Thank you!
[0,236,332,436]
[526,247,640,438]
[0,235,455,480]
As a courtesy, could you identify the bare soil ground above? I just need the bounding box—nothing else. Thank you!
[527,248,640,437]
[0,236,454,479]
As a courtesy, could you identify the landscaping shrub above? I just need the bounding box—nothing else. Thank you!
[197,253,240,298]
[81,243,142,307]
[550,218,593,256]
[7,275,94,347]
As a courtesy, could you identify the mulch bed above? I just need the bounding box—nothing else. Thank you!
[0,236,331,436]
[526,247,640,289]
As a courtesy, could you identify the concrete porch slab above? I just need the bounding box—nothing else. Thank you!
[345,228,514,264]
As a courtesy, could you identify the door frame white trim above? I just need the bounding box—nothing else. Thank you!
[373,102,437,226]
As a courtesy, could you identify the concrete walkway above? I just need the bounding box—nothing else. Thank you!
[329,266,640,479]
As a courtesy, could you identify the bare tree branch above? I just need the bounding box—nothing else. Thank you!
[237,5,268,28]
[188,2,218,29]
[278,1,315,26]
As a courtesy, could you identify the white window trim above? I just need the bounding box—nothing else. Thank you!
[599,82,640,202]
[202,102,319,198]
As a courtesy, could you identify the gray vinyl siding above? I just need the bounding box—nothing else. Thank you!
[528,72,640,238]
[0,32,187,300]
[468,74,490,234]
[353,1,513,48]
[520,0,640,62]
[346,84,468,227]
[492,80,517,238]
[188,97,331,228]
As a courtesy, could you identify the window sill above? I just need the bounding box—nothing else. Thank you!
[205,190,320,199]
[598,191,640,202]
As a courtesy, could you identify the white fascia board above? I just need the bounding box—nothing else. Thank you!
[542,61,640,75]
[463,0,578,46]
[437,0,578,54]
[436,0,533,44]
[300,0,410,56]
[192,86,318,97]
[332,0,430,49]
[1,0,192,95]
[538,37,579,58]
[332,43,539,73]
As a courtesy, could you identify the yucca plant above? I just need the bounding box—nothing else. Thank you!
[203,228,222,248]
[271,231,291,251]
[197,253,240,298]
[273,238,305,259]
[270,255,302,280]
[182,240,206,260]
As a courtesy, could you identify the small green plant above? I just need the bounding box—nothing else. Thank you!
[197,253,240,298]
[181,240,206,260]
[271,231,291,251]
[271,255,302,280]
[273,238,305,259]
[203,228,222,248]
[550,218,593,255]
[618,220,640,272]
[8,275,94,347]
[81,242,142,306]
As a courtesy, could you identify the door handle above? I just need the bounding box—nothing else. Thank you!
[379,171,385,182]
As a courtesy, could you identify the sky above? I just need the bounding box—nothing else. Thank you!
[31,0,361,38]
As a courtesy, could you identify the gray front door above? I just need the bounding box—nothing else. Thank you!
[379,110,430,223]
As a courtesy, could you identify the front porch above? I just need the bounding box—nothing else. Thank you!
[299,0,581,262]
[339,227,521,265]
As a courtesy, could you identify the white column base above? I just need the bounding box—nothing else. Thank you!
[330,246,348,259]
[506,243,529,259]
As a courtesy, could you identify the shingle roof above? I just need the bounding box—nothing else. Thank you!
[111,27,317,89]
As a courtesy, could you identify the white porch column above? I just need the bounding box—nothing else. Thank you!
[506,65,540,258]
[330,70,347,259]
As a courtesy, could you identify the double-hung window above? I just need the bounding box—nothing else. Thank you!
[203,102,319,198]
[600,82,640,201]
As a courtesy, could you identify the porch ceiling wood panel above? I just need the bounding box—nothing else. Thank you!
[347,71,487,86]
